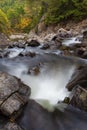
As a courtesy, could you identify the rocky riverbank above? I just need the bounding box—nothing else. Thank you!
[0,18,87,130]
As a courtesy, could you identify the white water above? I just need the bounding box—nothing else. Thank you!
[62,35,82,46]
[0,52,76,111]
[6,47,24,58]
[3,61,75,111]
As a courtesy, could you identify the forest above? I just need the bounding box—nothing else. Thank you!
[0,0,87,34]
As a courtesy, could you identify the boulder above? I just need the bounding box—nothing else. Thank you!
[0,71,31,117]
[70,86,87,111]
[66,66,87,91]
[25,40,40,47]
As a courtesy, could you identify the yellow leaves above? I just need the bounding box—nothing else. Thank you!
[0,9,11,34]
[0,9,9,25]
[15,17,32,30]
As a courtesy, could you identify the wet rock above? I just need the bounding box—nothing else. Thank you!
[8,42,25,49]
[0,112,8,129]
[82,51,87,59]
[70,86,87,111]
[19,51,36,57]
[63,97,70,104]
[83,30,87,38]
[28,66,40,75]
[40,43,50,50]
[0,92,27,116]
[4,122,23,130]
[55,38,62,48]
[0,71,31,117]
[17,99,87,130]
[66,66,87,91]
[17,100,58,130]
[75,47,86,57]
[25,40,40,47]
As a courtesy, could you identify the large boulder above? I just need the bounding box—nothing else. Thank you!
[70,86,87,111]
[0,71,31,117]
[66,66,87,91]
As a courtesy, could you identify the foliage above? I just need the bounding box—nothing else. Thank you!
[45,0,87,24]
[0,9,10,34]
[0,0,87,33]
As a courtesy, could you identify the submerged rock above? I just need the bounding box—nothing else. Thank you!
[0,71,31,117]
[28,66,40,75]
[19,51,36,57]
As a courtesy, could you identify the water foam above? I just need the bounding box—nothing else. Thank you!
[20,63,75,111]
[0,56,76,111]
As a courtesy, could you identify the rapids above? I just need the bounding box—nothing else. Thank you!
[0,34,87,130]
[0,54,86,111]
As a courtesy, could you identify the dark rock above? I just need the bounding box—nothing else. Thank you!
[26,40,40,47]
[0,71,31,117]
[40,43,50,50]
[82,51,87,59]
[70,86,87,111]
[28,66,40,75]
[17,100,58,130]
[51,36,57,41]
[8,42,25,49]
[83,30,87,38]
[66,66,87,91]
[0,112,8,129]
[19,51,36,57]
[63,97,70,104]
[55,38,62,48]
[17,100,87,130]
[75,47,85,57]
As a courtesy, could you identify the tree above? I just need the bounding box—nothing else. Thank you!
[0,9,10,34]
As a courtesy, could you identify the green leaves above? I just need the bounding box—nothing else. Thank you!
[0,0,87,33]
[0,9,10,34]
[45,0,87,24]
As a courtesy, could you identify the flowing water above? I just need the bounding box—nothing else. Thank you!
[0,54,86,111]
[0,35,87,129]
[62,35,83,46]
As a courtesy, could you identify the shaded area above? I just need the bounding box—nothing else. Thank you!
[0,112,8,129]
[17,100,87,130]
